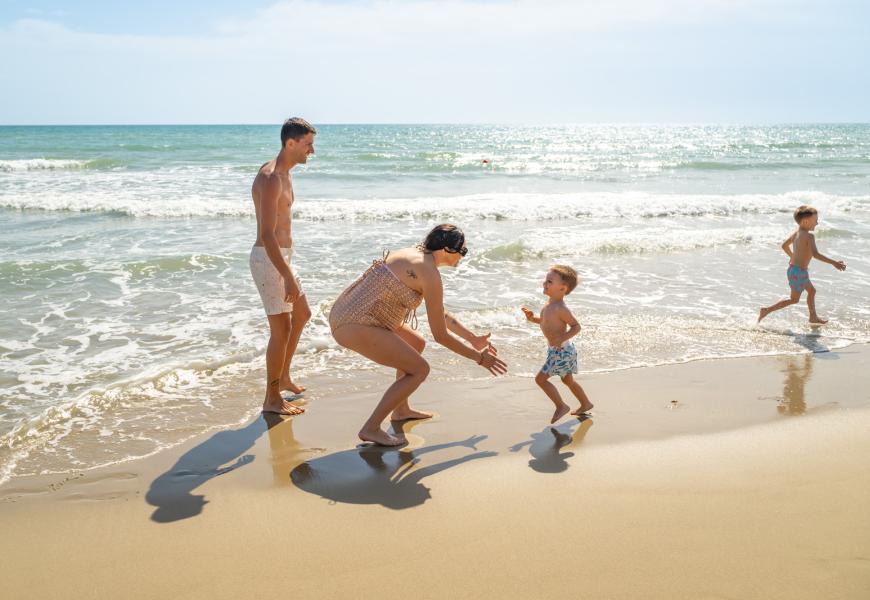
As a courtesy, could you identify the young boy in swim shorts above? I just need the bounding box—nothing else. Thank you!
[758,205,846,325]
[521,265,594,424]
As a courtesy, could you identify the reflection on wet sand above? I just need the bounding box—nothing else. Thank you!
[288,421,496,510]
[509,416,594,473]
[263,412,330,486]
[778,354,814,416]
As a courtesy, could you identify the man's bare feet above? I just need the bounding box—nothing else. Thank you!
[279,378,306,394]
[551,403,570,424]
[571,402,594,416]
[358,428,404,447]
[262,398,305,416]
[390,407,434,421]
[757,307,770,323]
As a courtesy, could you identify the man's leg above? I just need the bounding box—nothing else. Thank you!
[279,294,312,394]
[264,312,304,415]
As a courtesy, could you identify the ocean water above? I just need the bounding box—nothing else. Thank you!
[2,124,869,483]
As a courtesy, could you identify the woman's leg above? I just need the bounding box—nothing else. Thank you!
[391,325,433,421]
[333,324,431,446]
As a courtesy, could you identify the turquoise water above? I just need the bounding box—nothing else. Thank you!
[2,124,869,483]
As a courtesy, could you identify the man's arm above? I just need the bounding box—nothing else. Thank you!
[259,176,300,301]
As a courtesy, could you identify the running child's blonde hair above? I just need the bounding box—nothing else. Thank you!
[550,265,578,293]
[793,205,818,224]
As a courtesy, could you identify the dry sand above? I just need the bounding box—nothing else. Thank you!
[2,348,869,599]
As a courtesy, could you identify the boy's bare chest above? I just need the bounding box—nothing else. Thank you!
[539,306,565,330]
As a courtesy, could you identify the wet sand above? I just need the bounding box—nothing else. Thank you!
[2,348,869,599]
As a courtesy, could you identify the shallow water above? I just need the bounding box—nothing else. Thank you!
[1,123,869,482]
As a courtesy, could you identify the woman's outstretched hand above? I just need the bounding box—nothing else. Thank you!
[478,348,508,376]
[471,332,498,355]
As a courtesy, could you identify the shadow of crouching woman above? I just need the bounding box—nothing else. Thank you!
[290,433,496,510]
[146,416,267,523]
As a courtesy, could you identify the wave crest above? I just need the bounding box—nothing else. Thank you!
[2,190,868,221]
[0,158,121,172]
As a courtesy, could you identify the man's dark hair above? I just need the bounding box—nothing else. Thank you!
[280,117,317,146]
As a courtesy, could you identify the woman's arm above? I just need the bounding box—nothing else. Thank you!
[420,264,506,374]
[445,312,497,352]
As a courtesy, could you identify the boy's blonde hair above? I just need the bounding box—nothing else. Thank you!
[550,264,578,293]
[793,205,818,224]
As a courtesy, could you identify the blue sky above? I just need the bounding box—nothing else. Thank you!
[1,0,868,124]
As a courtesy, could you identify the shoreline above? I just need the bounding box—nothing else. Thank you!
[2,342,868,487]
[2,347,869,598]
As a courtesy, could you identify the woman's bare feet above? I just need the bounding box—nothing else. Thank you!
[280,378,306,394]
[809,317,828,325]
[571,401,594,416]
[390,407,434,421]
[262,398,305,416]
[551,403,570,424]
[358,428,404,447]
[757,307,771,323]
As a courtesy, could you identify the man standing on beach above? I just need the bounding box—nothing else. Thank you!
[249,118,316,415]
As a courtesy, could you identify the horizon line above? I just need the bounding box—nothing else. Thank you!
[2,121,870,127]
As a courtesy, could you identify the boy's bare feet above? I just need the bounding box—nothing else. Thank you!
[358,428,404,447]
[279,377,306,394]
[262,398,305,416]
[571,401,594,416]
[390,407,434,421]
[551,403,570,424]
[757,307,770,323]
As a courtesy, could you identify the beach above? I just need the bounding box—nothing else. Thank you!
[2,347,869,599]
[3,124,870,484]
[2,0,869,591]
[2,123,870,597]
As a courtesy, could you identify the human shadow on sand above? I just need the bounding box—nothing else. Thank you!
[146,416,267,523]
[289,423,496,510]
[509,416,593,474]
